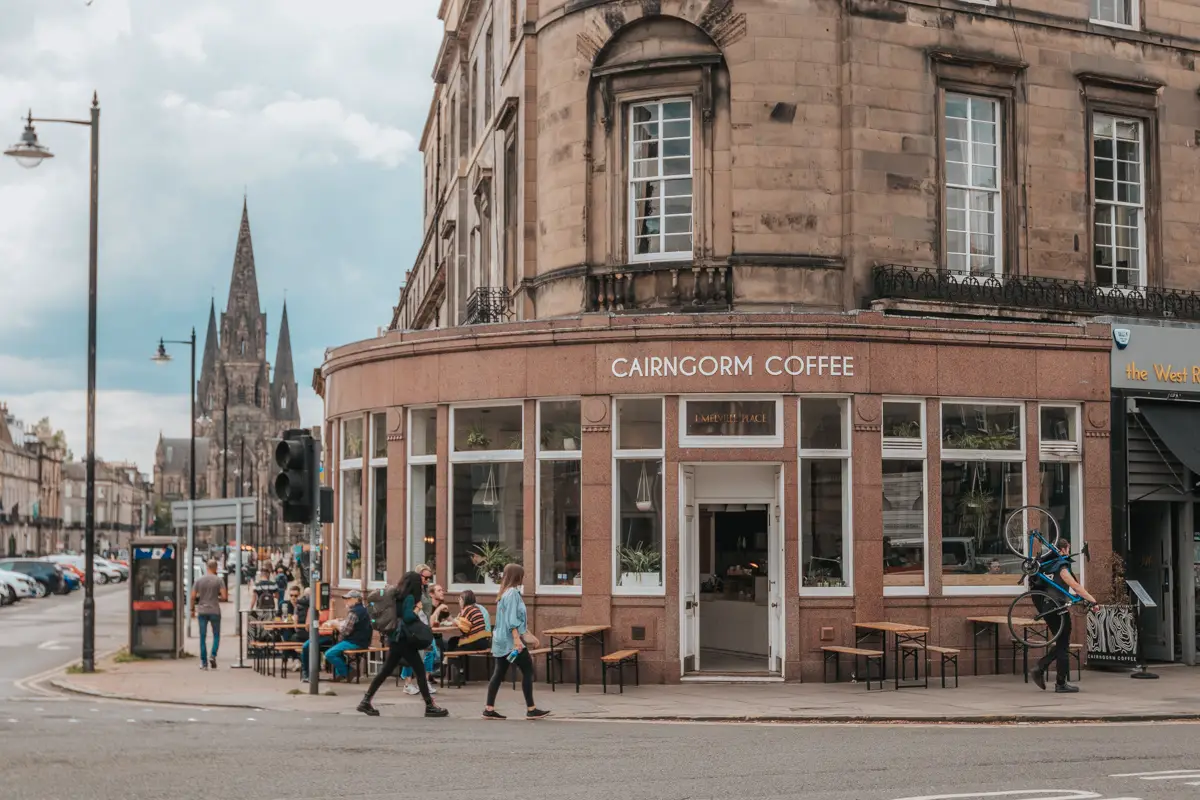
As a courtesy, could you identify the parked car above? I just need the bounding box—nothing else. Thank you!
[59,569,81,591]
[44,554,122,584]
[0,560,66,595]
[0,568,40,603]
[97,557,129,581]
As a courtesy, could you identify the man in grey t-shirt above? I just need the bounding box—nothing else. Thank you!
[192,560,228,670]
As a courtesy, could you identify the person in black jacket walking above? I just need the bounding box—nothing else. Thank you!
[357,571,448,718]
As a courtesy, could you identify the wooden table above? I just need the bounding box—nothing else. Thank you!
[854,622,930,689]
[544,625,610,693]
[968,616,1045,676]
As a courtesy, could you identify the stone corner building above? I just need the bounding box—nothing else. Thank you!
[155,200,301,550]
[321,0,1200,682]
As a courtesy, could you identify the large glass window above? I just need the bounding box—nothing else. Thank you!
[799,398,851,592]
[1091,0,1136,28]
[453,405,523,453]
[1040,404,1082,585]
[944,93,1001,275]
[1093,114,1145,289]
[538,400,582,590]
[367,412,388,585]
[629,98,693,262]
[339,417,364,583]
[883,400,927,593]
[407,408,437,574]
[614,398,664,593]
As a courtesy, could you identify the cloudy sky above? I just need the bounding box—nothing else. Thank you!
[0,0,441,471]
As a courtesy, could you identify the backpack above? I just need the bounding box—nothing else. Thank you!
[366,585,400,633]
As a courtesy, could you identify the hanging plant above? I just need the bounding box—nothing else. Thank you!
[635,462,655,512]
[466,425,490,449]
[479,465,499,508]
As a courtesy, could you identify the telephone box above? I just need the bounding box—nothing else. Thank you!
[129,536,183,658]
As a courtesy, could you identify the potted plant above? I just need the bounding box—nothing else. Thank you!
[1086,552,1138,670]
[507,434,523,450]
[559,422,580,451]
[617,543,661,588]
[889,421,921,439]
[466,425,490,449]
[471,541,519,585]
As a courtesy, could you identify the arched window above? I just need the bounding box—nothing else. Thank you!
[281,394,288,410]
[240,339,247,356]
[238,386,246,404]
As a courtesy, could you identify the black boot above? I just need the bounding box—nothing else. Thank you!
[425,704,449,718]
[357,695,380,716]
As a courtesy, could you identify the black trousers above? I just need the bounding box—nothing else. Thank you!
[1034,596,1072,684]
[487,649,535,708]
[365,640,432,704]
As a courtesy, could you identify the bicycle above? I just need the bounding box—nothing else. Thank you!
[1002,505,1097,648]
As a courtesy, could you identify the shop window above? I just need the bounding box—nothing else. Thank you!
[339,418,364,584]
[452,405,523,454]
[1039,404,1083,585]
[943,93,1002,275]
[616,397,664,452]
[407,408,438,573]
[613,397,664,594]
[1091,0,1137,29]
[538,400,582,591]
[883,400,927,594]
[1039,405,1081,459]
[941,400,1025,591]
[799,397,851,593]
[367,413,388,585]
[680,397,782,448]
[1093,114,1145,289]
[450,462,524,587]
[628,98,694,262]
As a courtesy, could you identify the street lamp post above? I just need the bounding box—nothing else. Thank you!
[6,95,101,672]
[152,331,197,633]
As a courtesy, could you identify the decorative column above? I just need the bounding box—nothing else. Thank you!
[435,405,450,586]
[386,407,406,582]
[852,395,884,623]
[579,396,613,625]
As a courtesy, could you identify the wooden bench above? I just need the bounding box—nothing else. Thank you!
[343,646,389,683]
[272,642,305,679]
[600,649,639,694]
[821,646,884,690]
[899,643,960,688]
[444,649,493,687]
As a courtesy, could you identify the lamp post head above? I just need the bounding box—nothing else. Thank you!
[4,112,54,169]
[151,338,172,364]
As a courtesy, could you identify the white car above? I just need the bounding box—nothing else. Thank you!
[0,568,41,603]
[43,554,123,584]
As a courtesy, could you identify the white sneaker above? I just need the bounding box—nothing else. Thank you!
[403,684,420,695]
[429,685,438,694]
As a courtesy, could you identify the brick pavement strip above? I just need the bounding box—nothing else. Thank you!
[47,653,1200,722]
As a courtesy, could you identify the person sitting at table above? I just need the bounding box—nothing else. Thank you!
[429,583,452,627]
[320,590,373,682]
[444,590,491,653]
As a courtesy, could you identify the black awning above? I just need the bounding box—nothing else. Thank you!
[1138,400,1200,479]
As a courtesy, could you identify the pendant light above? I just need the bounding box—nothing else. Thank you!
[635,462,654,512]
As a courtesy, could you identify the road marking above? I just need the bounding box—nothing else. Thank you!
[892,792,1115,800]
[1111,770,1200,779]
[37,640,68,651]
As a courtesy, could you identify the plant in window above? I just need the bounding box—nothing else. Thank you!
[889,421,921,438]
[466,425,491,449]
[507,434,523,450]
[471,540,520,583]
[617,542,662,587]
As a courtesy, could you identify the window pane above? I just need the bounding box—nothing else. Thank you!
[371,466,387,583]
[663,233,692,253]
[410,408,437,457]
[883,460,926,587]
[801,458,846,588]
[629,100,692,262]
[617,398,663,450]
[941,460,1025,585]
[341,468,363,581]
[1039,463,1076,552]
[800,398,844,450]
[408,464,437,574]
[342,418,363,460]
[1040,407,1077,443]
[941,403,1022,450]
[454,405,523,452]
[539,400,581,452]
[685,400,777,438]
[539,461,582,586]
[883,401,922,439]
[371,413,387,460]
[451,462,524,584]
[616,459,663,589]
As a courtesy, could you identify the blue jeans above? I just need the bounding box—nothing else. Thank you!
[401,641,438,680]
[323,640,358,678]
[198,614,220,665]
[300,636,333,678]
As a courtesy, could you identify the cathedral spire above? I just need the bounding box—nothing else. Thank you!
[271,301,300,422]
[197,298,220,415]
[225,199,261,318]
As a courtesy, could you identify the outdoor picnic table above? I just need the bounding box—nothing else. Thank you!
[967,616,1045,676]
[854,621,930,689]
[543,625,610,693]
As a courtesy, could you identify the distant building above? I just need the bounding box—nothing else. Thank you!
[0,403,67,557]
[60,459,152,556]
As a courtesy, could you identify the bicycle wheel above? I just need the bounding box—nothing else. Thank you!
[1002,505,1060,559]
[1008,590,1069,648]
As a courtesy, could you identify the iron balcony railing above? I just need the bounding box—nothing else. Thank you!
[464,286,514,325]
[872,264,1200,321]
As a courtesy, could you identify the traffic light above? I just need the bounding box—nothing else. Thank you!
[274,429,315,523]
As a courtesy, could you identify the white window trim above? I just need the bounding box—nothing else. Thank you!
[1090,0,1139,30]
[1092,114,1147,290]
[883,399,929,597]
[365,412,389,589]
[939,399,1027,462]
[798,396,853,597]
[536,399,583,595]
[678,395,784,449]
[627,97,694,264]
[406,407,437,574]
[613,396,666,597]
[337,420,364,589]
[1038,404,1082,462]
[448,401,525,592]
[944,93,1003,277]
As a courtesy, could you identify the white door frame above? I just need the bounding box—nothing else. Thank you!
[679,462,785,676]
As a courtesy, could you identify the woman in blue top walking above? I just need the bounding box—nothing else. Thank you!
[483,564,550,720]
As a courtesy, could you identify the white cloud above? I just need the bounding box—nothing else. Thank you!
[0,355,73,389]
[150,8,233,63]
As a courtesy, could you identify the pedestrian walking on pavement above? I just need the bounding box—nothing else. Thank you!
[1029,540,1098,693]
[357,571,448,718]
[192,559,228,670]
[483,564,550,720]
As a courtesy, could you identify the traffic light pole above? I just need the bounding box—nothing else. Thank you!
[307,437,321,695]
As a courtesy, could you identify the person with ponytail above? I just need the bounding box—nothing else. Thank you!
[482,563,549,720]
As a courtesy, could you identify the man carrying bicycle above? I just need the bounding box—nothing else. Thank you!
[1029,540,1098,693]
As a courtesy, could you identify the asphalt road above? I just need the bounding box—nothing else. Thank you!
[0,582,126,697]
[3,698,1200,800]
